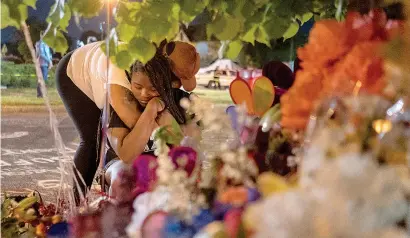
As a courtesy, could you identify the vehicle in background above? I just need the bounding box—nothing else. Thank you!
[196,68,236,89]
[196,59,242,89]
[196,68,263,89]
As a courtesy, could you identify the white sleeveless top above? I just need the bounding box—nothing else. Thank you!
[66,42,131,109]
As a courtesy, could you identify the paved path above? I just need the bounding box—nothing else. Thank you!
[1,113,78,200]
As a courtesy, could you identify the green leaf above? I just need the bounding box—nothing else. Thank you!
[282,22,299,41]
[23,0,36,9]
[225,40,243,59]
[154,119,183,145]
[128,37,156,64]
[179,0,208,22]
[60,5,72,31]
[117,23,137,42]
[262,16,290,39]
[115,51,133,70]
[18,4,28,23]
[43,28,68,53]
[47,1,71,31]
[70,0,104,18]
[226,0,245,17]
[3,0,30,26]
[1,3,20,28]
[116,1,141,24]
[101,37,118,61]
[208,0,229,11]
[170,3,180,20]
[207,14,242,41]
[255,26,271,47]
[138,15,173,44]
[301,12,313,24]
[166,20,180,41]
[241,25,258,45]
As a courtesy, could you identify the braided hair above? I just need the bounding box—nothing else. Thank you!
[129,53,186,124]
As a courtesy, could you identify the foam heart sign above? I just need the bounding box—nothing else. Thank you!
[229,75,274,117]
[250,76,275,116]
[229,77,254,114]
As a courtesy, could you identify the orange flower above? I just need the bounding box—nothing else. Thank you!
[280,70,324,129]
[281,116,310,130]
[280,9,399,131]
[337,41,385,94]
[345,11,374,42]
[219,186,249,206]
[298,20,352,69]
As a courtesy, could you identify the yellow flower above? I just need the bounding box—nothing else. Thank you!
[257,172,292,197]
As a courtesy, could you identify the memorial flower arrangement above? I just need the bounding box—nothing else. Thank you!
[2,6,410,238]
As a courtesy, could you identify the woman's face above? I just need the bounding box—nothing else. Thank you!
[130,72,159,107]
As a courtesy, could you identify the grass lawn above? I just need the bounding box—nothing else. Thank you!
[1,87,233,107]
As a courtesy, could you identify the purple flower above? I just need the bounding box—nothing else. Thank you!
[247,188,261,202]
[168,147,197,177]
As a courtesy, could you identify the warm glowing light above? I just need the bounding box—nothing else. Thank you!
[372,119,392,134]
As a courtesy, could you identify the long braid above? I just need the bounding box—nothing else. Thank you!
[130,54,186,124]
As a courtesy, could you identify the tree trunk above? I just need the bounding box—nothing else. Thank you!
[20,22,48,101]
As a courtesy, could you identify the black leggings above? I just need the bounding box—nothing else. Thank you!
[55,51,101,199]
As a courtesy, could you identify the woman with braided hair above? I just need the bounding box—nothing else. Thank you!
[105,52,199,195]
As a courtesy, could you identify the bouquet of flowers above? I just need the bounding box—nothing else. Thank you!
[281,9,404,130]
[1,191,68,238]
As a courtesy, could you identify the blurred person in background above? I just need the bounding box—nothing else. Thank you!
[35,31,53,98]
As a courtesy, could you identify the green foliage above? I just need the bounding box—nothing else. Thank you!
[1,0,34,28]
[283,22,300,41]
[2,0,346,69]
[69,0,104,18]
[17,41,31,63]
[43,28,68,54]
[1,62,56,88]
[102,0,344,69]
[225,41,244,60]
[155,118,184,145]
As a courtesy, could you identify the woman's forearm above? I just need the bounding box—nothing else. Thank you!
[118,108,157,164]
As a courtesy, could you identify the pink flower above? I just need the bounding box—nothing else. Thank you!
[168,147,197,177]
[132,155,158,195]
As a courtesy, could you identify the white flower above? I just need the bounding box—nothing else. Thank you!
[126,186,171,238]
